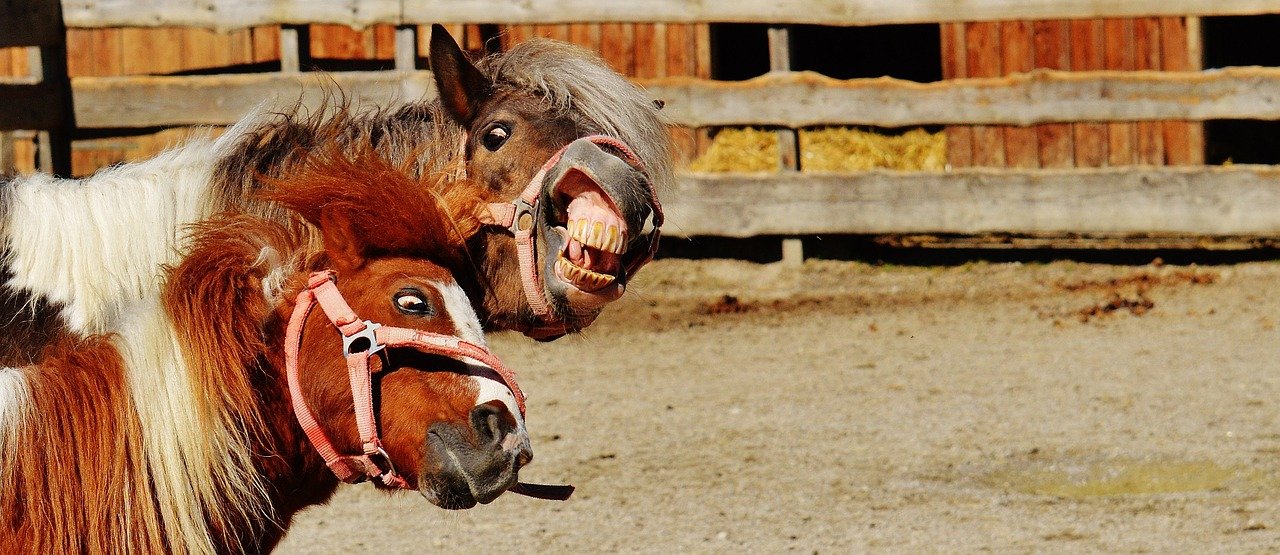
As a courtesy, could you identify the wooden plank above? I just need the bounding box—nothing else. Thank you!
[120,28,184,75]
[1159,16,1203,166]
[373,24,398,60]
[766,26,798,172]
[600,23,635,76]
[310,24,371,59]
[568,24,599,51]
[1033,20,1074,168]
[664,24,693,76]
[60,1,1280,29]
[394,26,415,70]
[64,67,1280,131]
[1134,17,1164,165]
[645,67,1280,128]
[252,25,280,63]
[279,27,301,72]
[1103,18,1136,166]
[966,21,1005,168]
[1000,20,1039,169]
[668,166,1280,237]
[70,71,437,128]
[1070,19,1107,167]
[65,30,97,77]
[634,24,661,79]
[940,23,972,169]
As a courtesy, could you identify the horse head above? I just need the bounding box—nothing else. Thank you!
[257,149,551,510]
[429,25,670,340]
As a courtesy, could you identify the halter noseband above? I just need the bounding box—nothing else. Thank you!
[285,270,571,500]
[477,135,665,339]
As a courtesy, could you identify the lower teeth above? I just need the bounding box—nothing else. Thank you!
[556,257,615,291]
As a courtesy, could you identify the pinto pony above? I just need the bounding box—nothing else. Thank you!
[0,25,670,369]
[0,149,563,553]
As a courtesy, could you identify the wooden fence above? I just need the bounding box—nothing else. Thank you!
[6,1,1280,242]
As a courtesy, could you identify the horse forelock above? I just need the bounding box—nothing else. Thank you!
[482,39,675,193]
[258,144,486,264]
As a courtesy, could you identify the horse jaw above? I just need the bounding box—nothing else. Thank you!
[535,139,654,325]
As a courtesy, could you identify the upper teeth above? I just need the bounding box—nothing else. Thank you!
[568,219,626,254]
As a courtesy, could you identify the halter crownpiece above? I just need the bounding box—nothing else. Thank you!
[285,270,573,500]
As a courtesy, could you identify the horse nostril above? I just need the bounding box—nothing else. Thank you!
[469,402,514,448]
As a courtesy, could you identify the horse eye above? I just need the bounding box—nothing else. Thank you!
[482,124,510,151]
[393,290,434,316]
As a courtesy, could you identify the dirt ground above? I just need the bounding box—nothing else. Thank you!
[277,257,1280,553]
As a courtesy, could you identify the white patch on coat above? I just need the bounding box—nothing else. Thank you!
[430,279,526,437]
[0,366,30,465]
[111,296,264,554]
[0,110,267,337]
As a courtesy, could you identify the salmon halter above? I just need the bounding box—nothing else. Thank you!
[479,135,665,340]
[285,270,573,500]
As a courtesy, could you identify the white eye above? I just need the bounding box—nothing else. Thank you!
[482,124,511,151]
[393,290,433,315]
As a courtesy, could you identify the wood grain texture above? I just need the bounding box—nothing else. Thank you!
[1033,19,1074,168]
[940,22,972,168]
[1103,18,1136,166]
[59,0,1280,29]
[1070,19,1107,167]
[668,166,1280,237]
[1000,20,1038,169]
[643,67,1280,128]
[71,71,436,128]
[966,21,1005,168]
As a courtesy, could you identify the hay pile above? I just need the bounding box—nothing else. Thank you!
[688,127,947,172]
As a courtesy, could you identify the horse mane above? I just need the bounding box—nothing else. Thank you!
[210,39,673,224]
[0,337,167,553]
[257,143,486,265]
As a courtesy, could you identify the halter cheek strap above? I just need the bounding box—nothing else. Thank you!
[476,135,665,339]
[286,271,570,500]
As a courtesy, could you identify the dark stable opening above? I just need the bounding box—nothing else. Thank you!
[710,23,942,82]
[1202,15,1280,165]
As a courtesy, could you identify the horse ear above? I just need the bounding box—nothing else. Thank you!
[318,207,367,272]
[429,23,490,126]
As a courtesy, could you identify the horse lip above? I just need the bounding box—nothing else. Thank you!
[421,427,521,509]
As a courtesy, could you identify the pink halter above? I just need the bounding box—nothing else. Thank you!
[479,135,664,339]
[285,270,571,500]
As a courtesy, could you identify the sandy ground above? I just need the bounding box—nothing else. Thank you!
[276,257,1280,553]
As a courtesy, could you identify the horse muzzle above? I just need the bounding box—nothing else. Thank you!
[536,137,659,319]
[419,402,532,510]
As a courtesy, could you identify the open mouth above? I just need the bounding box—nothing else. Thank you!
[552,167,628,295]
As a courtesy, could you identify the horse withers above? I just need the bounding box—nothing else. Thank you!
[0,24,671,362]
[0,150,567,553]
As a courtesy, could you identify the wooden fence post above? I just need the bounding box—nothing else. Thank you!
[768,25,804,266]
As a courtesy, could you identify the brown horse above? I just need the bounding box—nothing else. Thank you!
[0,25,671,367]
[0,149,561,553]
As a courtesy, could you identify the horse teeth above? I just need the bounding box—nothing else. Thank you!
[566,218,628,255]
[556,256,616,291]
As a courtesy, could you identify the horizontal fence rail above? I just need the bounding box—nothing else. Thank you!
[59,0,1280,29]
[667,166,1280,237]
[23,67,1280,130]
[648,68,1280,127]
[68,72,435,129]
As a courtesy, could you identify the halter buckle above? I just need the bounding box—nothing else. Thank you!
[342,321,385,358]
[510,197,536,234]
